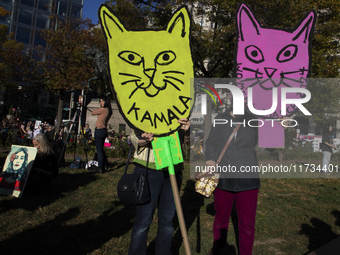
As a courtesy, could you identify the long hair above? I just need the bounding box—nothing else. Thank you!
[100,96,113,120]
[323,124,332,134]
[33,134,52,154]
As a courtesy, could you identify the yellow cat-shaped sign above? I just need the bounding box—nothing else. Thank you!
[99,5,194,136]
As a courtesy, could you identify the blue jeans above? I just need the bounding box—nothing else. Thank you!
[128,165,182,255]
[322,151,331,171]
[94,128,107,168]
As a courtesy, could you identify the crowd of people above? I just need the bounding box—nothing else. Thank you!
[0,117,58,145]
[0,107,131,193]
[0,118,60,193]
[0,113,132,152]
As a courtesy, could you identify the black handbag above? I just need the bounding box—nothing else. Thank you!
[117,145,150,205]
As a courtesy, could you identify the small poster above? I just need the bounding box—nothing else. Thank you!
[34,120,41,129]
[0,145,38,198]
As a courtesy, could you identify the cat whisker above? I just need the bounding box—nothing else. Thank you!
[119,73,142,79]
[282,81,292,88]
[282,77,303,87]
[164,79,181,91]
[281,70,299,75]
[121,79,141,85]
[258,78,277,90]
[240,78,261,88]
[240,78,262,82]
[165,76,184,84]
[242,67,263,76]
[162,71,185,75]
[129,82,144,99]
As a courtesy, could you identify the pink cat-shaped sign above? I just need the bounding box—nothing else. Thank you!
[234,3,317,148]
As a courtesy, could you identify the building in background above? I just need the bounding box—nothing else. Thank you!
[0,0,83,50]
[0,0,83,122]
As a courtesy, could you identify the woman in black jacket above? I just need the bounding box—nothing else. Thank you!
[26,134,58,191]
[205,110,260,255]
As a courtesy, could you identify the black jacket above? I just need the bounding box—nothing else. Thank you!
[322,132,332,152]
[205,111,260,192]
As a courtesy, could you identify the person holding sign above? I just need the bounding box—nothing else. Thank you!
[25,134,58,192]
[91,96,112,173]
[128,119,190,255]
[97,4,194,254]
[205,110,260,255]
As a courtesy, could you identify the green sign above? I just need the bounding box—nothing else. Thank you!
[152,132,183,175]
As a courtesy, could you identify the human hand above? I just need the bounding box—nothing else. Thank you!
[206,160,216,168]
[178,118,190,131]
[141,132,154,142]
[195,160,216,180]
[10,153,15,162]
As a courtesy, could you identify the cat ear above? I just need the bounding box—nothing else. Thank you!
[236,3,261,41]
[166,7,191,38]
[98,5,127,40]
[292,10,317,43]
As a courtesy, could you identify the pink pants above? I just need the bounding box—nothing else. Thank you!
[213,188,259,255]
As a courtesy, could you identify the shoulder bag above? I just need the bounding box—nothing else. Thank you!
[195,124,241,197]
[117,145,150,205]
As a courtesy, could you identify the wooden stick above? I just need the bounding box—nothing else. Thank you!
[169,173,191,255]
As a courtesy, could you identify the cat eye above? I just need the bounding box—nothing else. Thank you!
[277,44,298,63]
[155,51,176,65]
[245,45,264,64]
[118,51,142,65]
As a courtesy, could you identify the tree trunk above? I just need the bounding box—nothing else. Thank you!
[55,90,65,140]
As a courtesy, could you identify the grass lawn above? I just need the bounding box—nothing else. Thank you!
[0,154,339,255]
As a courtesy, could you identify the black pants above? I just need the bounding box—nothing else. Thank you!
[94,128,107,168]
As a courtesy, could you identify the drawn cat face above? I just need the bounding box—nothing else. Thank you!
[99,5,194,136]
[235,3,316,118]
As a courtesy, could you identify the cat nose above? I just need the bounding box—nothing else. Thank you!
[264,68,278,78]
[144,68,156,78]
